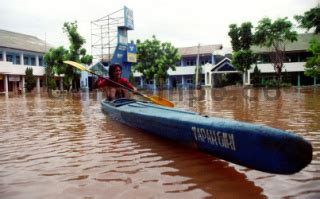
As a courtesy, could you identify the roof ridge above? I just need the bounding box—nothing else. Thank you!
[0,29,40,40]
[178,44,222,49]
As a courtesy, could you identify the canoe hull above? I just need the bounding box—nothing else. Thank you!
[101,99,312,174]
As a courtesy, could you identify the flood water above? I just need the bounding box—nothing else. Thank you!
[0,87,319,199]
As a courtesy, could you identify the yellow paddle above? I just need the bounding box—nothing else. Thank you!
[64,61,174,107]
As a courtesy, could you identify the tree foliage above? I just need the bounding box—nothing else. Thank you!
[295,6,320,78]
[294,6,320,34]
[232,50,255,72]
[254,17,297,76]
[251,64,261,85]
[43,21,93,91]
[44,46,67,90]
[229,24,241,52]
[62,21,93,90]
[25,67,36,92]
[304,37,320,78]
[133,36,180,87]
[228,22,255,72]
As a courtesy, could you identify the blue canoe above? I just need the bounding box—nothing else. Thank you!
[101,98,312,174]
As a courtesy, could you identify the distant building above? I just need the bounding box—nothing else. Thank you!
[250,33,319,86]
[0,29,52,95]
[132,44,235,89]
[132,33,318,89]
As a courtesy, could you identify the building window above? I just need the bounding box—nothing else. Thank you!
[201,59,211,65]
[0,51,2,61]
[24,56,29,65]
[176,78,182,84]
[39,57,44,66]
[186,60,195,66]
[145,79,154,85]
[186,78,193,84]
[6,54,13,62]
[15,55,20,65]
[31,56,36,66]
[201,74,205,84]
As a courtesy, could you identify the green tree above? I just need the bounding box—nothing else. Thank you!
[43,21,93,92]
[254,17,297,80]
[251,64,261,85]
[133,36,180,88]
[63,21,93,90]
[228,22,255,85]
[295,6,320,79]
[304,38,320,78]
[25,67,36,92]
[294,6,320,34]
[63,21,91,63]
[44,46,67,90]
[228,24,241,51]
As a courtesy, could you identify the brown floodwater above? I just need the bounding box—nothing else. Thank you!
[0,87,319,199]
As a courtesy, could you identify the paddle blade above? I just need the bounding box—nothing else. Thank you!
[147,95,174,108]
[64,61,92,74]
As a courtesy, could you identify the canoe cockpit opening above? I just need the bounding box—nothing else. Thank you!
[105,98,137,107]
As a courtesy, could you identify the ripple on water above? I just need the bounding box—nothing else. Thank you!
[0,89,319,198]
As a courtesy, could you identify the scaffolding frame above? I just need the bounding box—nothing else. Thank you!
[91,8,125,62]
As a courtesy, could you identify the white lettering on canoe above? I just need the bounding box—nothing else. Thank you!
[192,127,236,151]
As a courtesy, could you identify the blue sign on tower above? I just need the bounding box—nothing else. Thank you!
[111,6,137,79]
[124,6,134,30]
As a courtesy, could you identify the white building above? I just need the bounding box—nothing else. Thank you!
[133,44,237,89]
[0,29,52,95]
[133,33,318,89]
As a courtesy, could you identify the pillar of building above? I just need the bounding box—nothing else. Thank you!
[4,75,8,96]
[247,70,251,85]
[314,76,317,86]
[297,73,301,87]
[3,51,7,62]
[20,53,24,65]
[22,76,25,93]
[181,76,185,88]
[212,54,216,65]
[36,77,40,93]
[167,77,171,89]
[205,72,211,86]
[36,55,39,66]
[211,73,215,88]
[243,71,249,85]
[140,77,144,88]
[153,78,157,90]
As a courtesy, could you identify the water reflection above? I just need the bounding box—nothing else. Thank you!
[0,87,319,198]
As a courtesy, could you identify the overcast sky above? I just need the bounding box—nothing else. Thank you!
[0,0,318,54]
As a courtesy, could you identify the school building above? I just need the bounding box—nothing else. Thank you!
[0,29,50,95]
[132,33,318,89]
[132,44,236,89]
[250,33,318,86]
